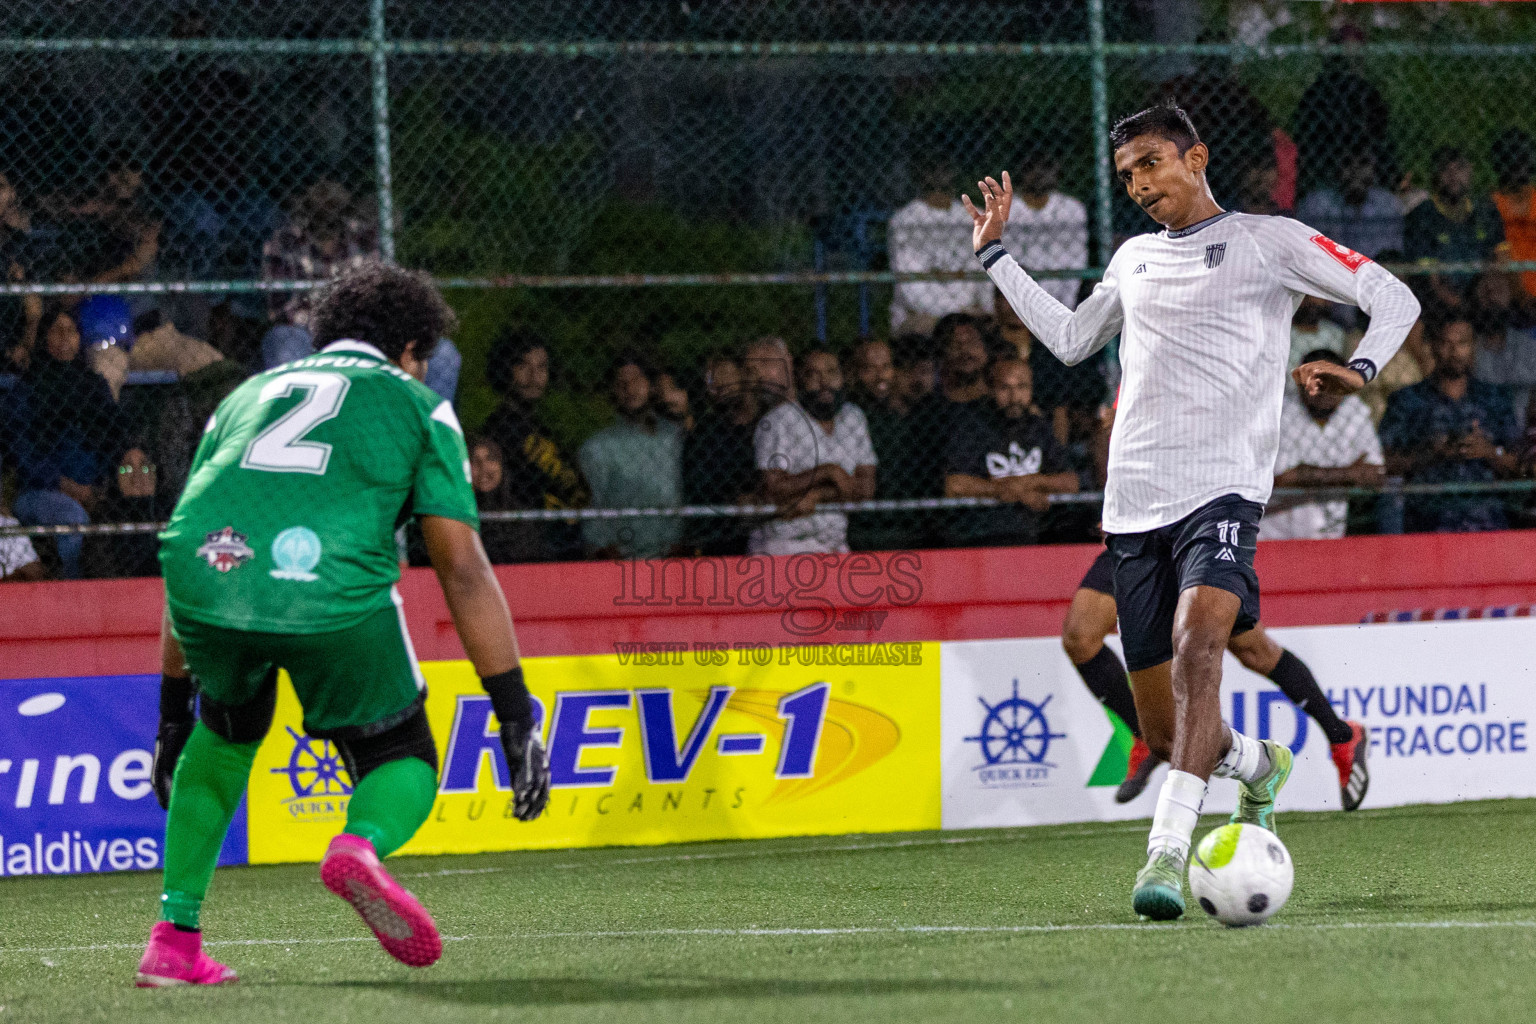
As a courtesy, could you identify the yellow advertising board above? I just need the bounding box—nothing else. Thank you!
[247,642,940,864]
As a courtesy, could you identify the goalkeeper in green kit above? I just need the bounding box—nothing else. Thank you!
[136,264,550,986]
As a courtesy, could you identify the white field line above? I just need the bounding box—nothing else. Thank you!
[3,919,1535,957]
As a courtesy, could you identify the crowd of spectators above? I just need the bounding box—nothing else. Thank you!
[8,111,1536,579]
[460,305,1108,563]
[446,114,1536,565]
[0,160,465,580]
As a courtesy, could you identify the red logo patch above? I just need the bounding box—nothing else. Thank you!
[1310,234,1370,273]
[197,526,254,573]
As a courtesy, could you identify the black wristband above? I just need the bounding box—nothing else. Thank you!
[160,674,197,723]
[1346,358,1377,385]
[976,240,1008,270]
[481,666,534,732]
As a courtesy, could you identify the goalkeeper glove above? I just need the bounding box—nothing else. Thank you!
[152,674,197,811]
[481,666,550,821]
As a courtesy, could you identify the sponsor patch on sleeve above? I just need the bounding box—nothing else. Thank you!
[1310,233,1370,273]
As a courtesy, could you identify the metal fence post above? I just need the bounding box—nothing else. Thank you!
[1087,0,1114,266]
[370,0,398,264]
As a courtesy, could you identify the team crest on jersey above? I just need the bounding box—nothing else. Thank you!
[270,526,323,582]
[1310,233,1370,273]
[1204,242,1227,269]
[197,527,254,573]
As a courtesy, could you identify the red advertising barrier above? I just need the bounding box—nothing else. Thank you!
[4,532,1536,680]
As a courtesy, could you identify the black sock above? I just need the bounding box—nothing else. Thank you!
[1074,645,1139,736]
[1268,649,1352,744]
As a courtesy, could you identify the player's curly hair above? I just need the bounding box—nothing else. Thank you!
[310,261,458,363]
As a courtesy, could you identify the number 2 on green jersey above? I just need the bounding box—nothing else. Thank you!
[240,371,352,474]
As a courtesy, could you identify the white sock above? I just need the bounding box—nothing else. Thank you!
[1147,769,1206,860]
[1212,725,1270,782]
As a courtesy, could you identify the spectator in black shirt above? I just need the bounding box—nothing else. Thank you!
[944,357,1078,548]
[51,157,163,298]
[847,337,922,550]
[904,313,991,501]
[935,312,990,409]
[12,306,127,578]
[0,172,44,373]
[848,339,907,470]
[83,443,162,578]
[1405,147,1508,313]
[468,435,545,564]
[480,328,587,560]
[992,286,1106,443]
[890,330,939,415]
[1380,315,1523,533]
[683,353,761,556]
[886,330,945,504]
[141,8,272,284]
[654,368,694,432]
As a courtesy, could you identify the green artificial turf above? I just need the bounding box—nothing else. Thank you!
[1,799,1533,1023]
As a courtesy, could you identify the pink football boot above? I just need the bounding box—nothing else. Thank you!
[320,833,442,967]
[135,921,238,987]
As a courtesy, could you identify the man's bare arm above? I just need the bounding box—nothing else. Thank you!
[945,472,1007,500]
[2,560,46,582]
[421,515,519,676]
[761,466,842,505]
[421,515,548,821]
[852,464,876,501]
[1021,470,1081,495]
[1274,456,1383,488]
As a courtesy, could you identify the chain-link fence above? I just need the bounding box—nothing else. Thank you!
[3,0,1536,579]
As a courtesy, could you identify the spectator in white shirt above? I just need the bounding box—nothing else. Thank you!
[750,346,877,555]
[1260,349,1385,540]
[0,510,44,581]
[1002,150,1089,310]
[888,157,990,333]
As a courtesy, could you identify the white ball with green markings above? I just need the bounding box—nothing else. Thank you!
[1188,823,1293,927]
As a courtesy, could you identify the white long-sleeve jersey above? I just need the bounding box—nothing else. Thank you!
[981,211,1420,533]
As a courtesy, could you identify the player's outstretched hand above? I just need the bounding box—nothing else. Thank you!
[961,172,1012,252]
[151,718,194,811]
[1293,360,1366,398]
[499,720,551,821]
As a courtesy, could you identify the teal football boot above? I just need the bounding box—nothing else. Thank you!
[1231,739,1293,835]
[1132,847,1186,921]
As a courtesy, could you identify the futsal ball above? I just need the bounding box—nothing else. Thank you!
[1188,823,1293,927]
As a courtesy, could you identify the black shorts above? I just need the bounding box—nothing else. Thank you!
[1106,493,1262,672]
[1079,547,1116,596]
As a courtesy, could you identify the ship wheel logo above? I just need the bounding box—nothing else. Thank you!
[965,680,1067,768]
[271,726,353,799]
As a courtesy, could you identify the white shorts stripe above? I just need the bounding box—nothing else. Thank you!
[390,585,427,692]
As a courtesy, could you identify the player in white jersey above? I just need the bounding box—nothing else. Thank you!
[963,104,1419,920]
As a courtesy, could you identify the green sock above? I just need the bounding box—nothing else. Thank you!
[344,757,437,858]
[160,723,262,929]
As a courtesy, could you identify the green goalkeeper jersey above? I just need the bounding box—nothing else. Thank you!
[159,339,479,634]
